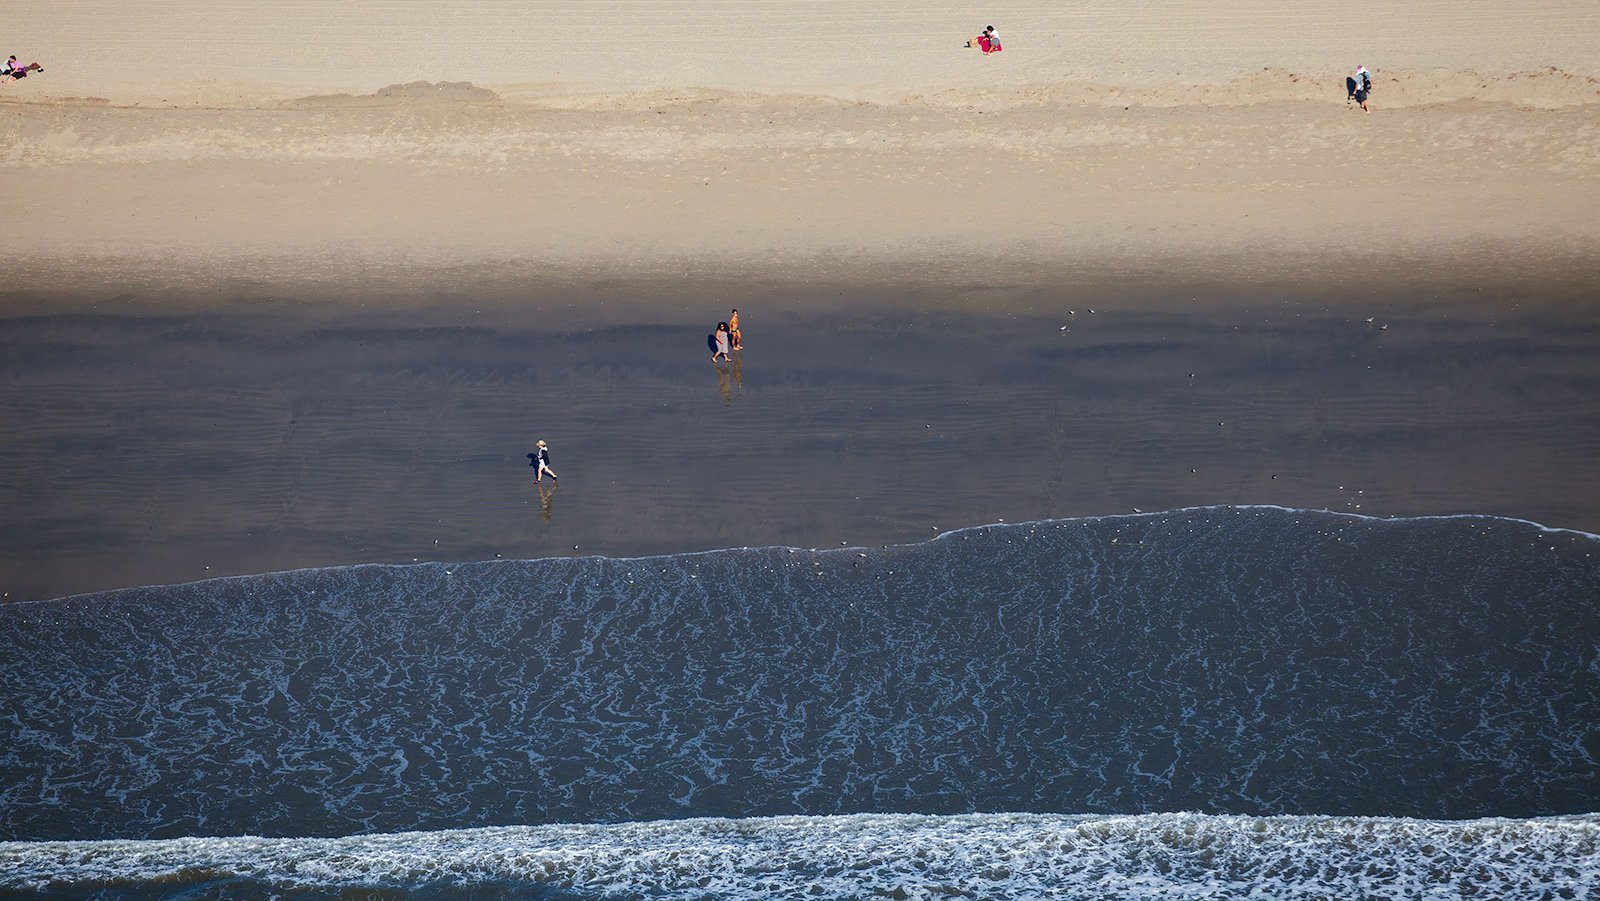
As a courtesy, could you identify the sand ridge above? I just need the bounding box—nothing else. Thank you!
[2,80,1597,283]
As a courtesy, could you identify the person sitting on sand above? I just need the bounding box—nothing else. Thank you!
[966,25,1002,54]
[729,309,742,351]
[2,57,42,83]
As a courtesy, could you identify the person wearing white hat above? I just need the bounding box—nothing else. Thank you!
[530,440,557,482]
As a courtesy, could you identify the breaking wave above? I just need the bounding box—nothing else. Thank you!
[3,812,1596,899]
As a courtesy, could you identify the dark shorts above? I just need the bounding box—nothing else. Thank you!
[1354,88,1369,103]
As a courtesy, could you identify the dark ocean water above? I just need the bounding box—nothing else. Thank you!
[2,507,1597,897]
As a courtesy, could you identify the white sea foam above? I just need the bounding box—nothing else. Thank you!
[2,812,1596,899]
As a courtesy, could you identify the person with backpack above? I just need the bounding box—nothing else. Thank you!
[1351,65,1372,114]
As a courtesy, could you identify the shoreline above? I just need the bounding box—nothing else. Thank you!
[26,505,1600,606]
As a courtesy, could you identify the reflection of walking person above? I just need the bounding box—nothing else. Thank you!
[714,345,743,404]
[537,481,556,522]
[529,439,558,482]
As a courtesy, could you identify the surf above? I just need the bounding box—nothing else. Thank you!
[4,812,1596,899]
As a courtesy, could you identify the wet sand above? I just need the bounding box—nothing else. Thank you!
[4,261,1598,601]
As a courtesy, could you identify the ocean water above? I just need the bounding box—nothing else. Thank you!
[2,507,1597,897]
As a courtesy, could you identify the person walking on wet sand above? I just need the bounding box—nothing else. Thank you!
[530,440,557,482]
[729,309,743,351]
[711,322,731,363]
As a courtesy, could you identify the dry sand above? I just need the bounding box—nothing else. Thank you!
[2,1,1597,294]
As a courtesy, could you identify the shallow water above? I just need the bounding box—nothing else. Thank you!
[3,286,1599,600]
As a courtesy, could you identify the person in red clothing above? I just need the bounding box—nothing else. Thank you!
[966,25,1001,54]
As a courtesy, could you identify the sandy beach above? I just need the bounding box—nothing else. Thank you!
[3,1,1597,286]
[2,1,1599,598]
